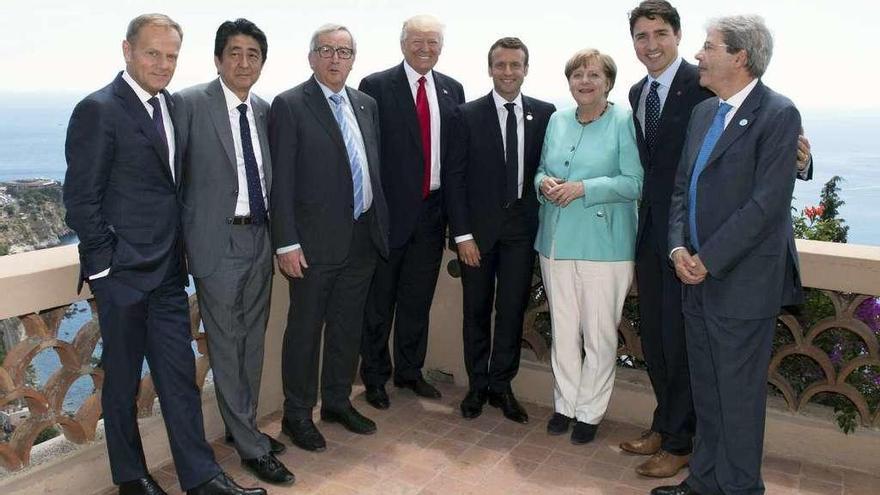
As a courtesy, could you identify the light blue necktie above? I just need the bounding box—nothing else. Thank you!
[329,93,365,219]
[688,102,733,251]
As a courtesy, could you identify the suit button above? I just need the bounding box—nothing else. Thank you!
[596,211,604,217]
[564,161,569,167]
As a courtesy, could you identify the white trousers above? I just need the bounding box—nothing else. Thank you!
[540,254,634,424]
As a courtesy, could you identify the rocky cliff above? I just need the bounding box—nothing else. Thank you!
[0,180,70,255]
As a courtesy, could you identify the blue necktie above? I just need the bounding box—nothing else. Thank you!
[688,102,733,251]
[644,80,661,152]
[147,96,169,153]
[329,93,365,219]
[237,103,267,224]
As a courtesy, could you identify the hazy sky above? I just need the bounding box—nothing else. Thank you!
[2,0,877,111]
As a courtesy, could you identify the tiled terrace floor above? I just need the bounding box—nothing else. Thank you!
[106,383,878,495]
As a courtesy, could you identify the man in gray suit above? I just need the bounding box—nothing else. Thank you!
[269,23,390,453]
[175,19,294,486]
[654,15,803,495]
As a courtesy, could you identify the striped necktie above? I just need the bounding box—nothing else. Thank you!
[329,93,365,219]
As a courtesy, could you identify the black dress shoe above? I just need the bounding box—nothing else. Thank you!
[281,417,326,452]
[460,389,488,419]
[570,421,598,445]
[320,405,377,434]
[546,412,574,435]
[186,472,266,495]
[650,481,700,495]
[242,453,295,485]
[488,389,529,424]
[394,376,442,399]
[365,385,390,409]
[224,433,286,455]
[119,475,167,495]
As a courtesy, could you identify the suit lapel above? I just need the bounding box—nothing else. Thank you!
[522,95,537,160]
[303,77,347,153]
[206,78,238,176]
[706,81,765,167]
[391,64,423,151]
[434,71,457,156]
[163,89,181,187]
[629,76,647,142]
[253,98,272,192]
[481,93,505,166]
[347,88,379,182]
[656,62,694,141]
[113,75,174,185]
[684,98,718,174]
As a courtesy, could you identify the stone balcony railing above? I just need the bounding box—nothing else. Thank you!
[0,240,878,493]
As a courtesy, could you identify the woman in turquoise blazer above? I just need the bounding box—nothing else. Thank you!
[535,49,643,445]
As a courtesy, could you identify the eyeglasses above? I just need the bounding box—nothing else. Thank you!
[314,45,354,59]
[701,41,730,52]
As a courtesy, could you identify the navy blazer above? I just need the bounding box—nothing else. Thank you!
[358,63,465,248]
[64,72,184,292]
[444,92,555,251]
[668,81,804,318]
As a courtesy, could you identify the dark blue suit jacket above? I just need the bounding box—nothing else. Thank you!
[64,72,184,292]
[668,81,804,319]
[358,63,465,248]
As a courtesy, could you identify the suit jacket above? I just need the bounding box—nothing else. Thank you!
[668,81,804,319]
[269,77,389,263]
[64,71,184,292]
[629,60,714,255]
[444,92,555,251]
[358,63,465,248]
[174,78,272,278]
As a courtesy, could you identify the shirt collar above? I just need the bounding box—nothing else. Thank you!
[648,56,683,89]
[403,61,434,88]
[492,89,523,110]
[721,77,759,110]
[219,76,251,112]
[122,70,158,105]
[313,75,349,105]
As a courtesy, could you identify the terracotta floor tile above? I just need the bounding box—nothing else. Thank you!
[800,477,846,495]
[764,454,803,475]
[490,420,536,439]
[509,443,553,463]
[801,462,845,485]
[477,432,520,452]
[444,425,488,445]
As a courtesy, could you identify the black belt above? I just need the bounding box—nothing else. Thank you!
[228,216,253,225]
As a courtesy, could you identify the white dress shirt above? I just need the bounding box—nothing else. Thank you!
[403,61,442,190]
[218,77,268,217]
[636,56,682,134]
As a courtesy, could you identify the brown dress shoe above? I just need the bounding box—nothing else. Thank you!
[620,429,662,455]
[636,450,690,478]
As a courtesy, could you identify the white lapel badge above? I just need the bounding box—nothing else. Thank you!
[526,112,533,121]
[739,118,748,126]
[676,90,682,96]
[442,88,449,95]
[360,105,365,110]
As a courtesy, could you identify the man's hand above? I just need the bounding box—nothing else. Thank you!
[457,239,481,267]
[277,250,309,278]
[797,134,811,171]
[672,249,707,285]
[546,180,585,207]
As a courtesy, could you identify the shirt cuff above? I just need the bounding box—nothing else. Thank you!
[454,234,474,244]
[669,246,687,261]
[276,244,301,254]
[88,268,110,280]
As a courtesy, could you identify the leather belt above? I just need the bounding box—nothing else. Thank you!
[228,216,253,225]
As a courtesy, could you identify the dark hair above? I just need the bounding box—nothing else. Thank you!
[628,1,681,35]
[487,37,529,67]
[215,18,268,62]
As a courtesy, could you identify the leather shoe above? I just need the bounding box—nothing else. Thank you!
[546,412,574,436]
[394,376,442,399]
[186,472,266,495]
[281,417,326,452]
[242,453,295,485]
[365,385,390,410]
[320,405,377,434]
[570,421,598,445]
[488,389,529,424]
[636,450,689,478]
[460,389,488,419]
[650,481,700,495]
[620,429,662,455]
[119,475,167,495]
[225,433,286,455]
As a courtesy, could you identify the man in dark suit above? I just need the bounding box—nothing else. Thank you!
[623,1,813,479]
[653,15,804,495]
[269,23,390,453]
[63,13,264,495]
[175,19,293,486]
[357,15,465,409]
[444,37,554,424]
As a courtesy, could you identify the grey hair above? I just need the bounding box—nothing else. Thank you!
[708,15,773,78]
[309,23,356,53]
[399,14,444,45]
[126,13,183,43]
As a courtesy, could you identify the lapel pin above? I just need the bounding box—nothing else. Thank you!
[739,118,748,126]
[676,90,682,96]
[442,88,449,95]
[360,105,365,110]
[526,112,533,121]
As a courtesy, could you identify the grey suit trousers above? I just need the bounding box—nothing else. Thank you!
[195,223,272,459]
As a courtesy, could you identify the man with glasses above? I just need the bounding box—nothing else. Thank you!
[357,14,465,410]
[268,23,389,453]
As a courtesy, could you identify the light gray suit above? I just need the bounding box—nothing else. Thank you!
[175,77,273,459]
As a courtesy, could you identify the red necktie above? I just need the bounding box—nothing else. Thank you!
[416,76,431,199]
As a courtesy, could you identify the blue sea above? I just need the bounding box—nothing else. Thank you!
[1,94,878,412]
